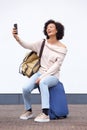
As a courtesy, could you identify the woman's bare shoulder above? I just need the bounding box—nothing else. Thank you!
[57,41,67,48]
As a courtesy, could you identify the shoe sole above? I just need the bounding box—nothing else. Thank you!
[20,114,33,120]
[34,119,50,122]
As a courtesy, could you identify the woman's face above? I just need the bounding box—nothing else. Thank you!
[46,23,57,38]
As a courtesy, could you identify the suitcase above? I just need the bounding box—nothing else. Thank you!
[49,81,69,119]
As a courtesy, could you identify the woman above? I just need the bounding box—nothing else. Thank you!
[12,19,67,122]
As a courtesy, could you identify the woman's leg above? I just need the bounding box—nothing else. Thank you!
[22,72,41,110]
[34,76,59,122]
[39,76,59,109]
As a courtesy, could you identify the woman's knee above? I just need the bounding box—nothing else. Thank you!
[39,76,59,89]
[22,86,30,95]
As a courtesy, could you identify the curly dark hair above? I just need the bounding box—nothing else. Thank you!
[43,19,64,40]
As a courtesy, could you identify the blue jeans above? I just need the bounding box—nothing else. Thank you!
[22,72,59,110]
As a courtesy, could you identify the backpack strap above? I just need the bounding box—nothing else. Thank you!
[39,39,45,58]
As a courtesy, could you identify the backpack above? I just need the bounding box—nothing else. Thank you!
[19,39,45,77]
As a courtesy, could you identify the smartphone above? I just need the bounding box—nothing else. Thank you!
[14,23,18,34]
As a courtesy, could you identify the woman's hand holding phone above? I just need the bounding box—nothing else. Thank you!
[13,23,18,34]
[12,23,20,41]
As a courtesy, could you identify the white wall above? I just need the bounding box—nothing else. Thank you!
[0,0,87,94]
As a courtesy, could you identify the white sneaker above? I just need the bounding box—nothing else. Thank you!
[34,113,50,122]
[20,111,33,120]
